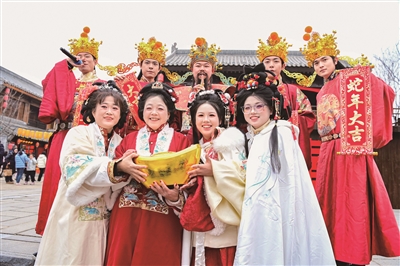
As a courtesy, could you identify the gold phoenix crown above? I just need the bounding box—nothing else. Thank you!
[257,32,292,63]
[300,26,340,67]
[135,37,168,65]
[68,27,102,59]
[188,37,221,69]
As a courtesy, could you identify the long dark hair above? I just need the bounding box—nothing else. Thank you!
[235,71,283,173]
[188,90,228,144]
[137,82,177,124]
[80,80,129,129]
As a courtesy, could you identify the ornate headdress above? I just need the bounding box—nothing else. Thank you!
[188,37,221,69]
[68,26,102,59]
[257,32,292,63]
[300,26,340,67]
[137,82,179,103]
[187,89,233,128]
[135,37,168,65]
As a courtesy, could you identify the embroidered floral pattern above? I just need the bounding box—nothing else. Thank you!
[119,179,169,215]
[79,197,110,221]
[136,125,174,156]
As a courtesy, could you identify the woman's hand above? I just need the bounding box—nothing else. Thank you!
[150,181,180,202]
[116,152,147,183]
[180,177,197,191]
[187,155,213,178]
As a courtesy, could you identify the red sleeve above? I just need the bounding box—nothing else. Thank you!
[288,84,316,170]
[114,131,138,159]
[39,59,77,124]
[370,74,395,148]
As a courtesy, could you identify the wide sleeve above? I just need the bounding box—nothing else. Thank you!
[370,74,395,148]
[291,85,316,170]
[206,127,247,226]
[59,126,116,206]
[39,59,77,124]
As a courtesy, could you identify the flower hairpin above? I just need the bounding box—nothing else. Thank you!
[237,73,261,91]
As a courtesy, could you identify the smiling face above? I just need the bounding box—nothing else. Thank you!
[141,59,161,82]
[313,56,337,79]
[195,102,220,141]
[92,96,121,133]
[143,95,170,130]
[76,52,97,75]
[243,95,271,129]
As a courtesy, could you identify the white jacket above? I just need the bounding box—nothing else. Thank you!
[37,154,47,168]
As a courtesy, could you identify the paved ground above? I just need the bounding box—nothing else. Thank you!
[0,175,399,265]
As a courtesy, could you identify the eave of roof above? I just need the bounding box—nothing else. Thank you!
[0,66,43,98]
[166,49,311,68]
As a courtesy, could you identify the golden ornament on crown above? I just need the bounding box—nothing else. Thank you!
[257,32,292,63]
[188,37,221,69]
[135,37,168,65]
[68,26,102,59]
[300,26,340,67]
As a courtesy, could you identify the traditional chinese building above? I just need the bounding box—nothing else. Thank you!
[0,66,52,157]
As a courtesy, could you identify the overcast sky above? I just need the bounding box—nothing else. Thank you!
[1,0,399,86]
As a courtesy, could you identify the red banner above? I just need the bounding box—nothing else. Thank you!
[339,66,374,155]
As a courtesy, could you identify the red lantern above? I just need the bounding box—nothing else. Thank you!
[3,95,9,101]
[5,88,10,94]
[2,102,7,109]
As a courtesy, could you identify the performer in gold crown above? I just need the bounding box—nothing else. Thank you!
[255,32,315,170]
[114,37,168,135]
[35,26,104,236]
[300,26,399,266]
[174,37,235,133]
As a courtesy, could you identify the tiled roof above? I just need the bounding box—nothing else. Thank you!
[166,48,310,68]
[0,66,43,98]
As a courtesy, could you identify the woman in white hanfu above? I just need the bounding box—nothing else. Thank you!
[181,89,246,266]
[233,72,336,266]
[35,81,130,266]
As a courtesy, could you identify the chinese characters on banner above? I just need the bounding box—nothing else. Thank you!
[339,66,375,155]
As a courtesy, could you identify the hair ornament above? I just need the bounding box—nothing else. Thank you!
[138,82,179,103]
[272,97,281,120]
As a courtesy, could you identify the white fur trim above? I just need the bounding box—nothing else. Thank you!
[212,127,245,154]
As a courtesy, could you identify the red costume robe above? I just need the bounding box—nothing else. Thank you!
[316,72,400,265]
[35,60,103,235]
[278,83,316,170]
[115,72,148,136]
[105,128,190,265]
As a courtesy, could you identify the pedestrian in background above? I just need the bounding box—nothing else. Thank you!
[37,151,47,182]
[15,149,28,185]
[25,154,37,185]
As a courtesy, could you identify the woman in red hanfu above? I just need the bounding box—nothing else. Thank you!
[35,26,104,235]
[301,26,400,266]
[104,82,191,265]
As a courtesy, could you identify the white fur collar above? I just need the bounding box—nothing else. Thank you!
[212,127,245,154]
